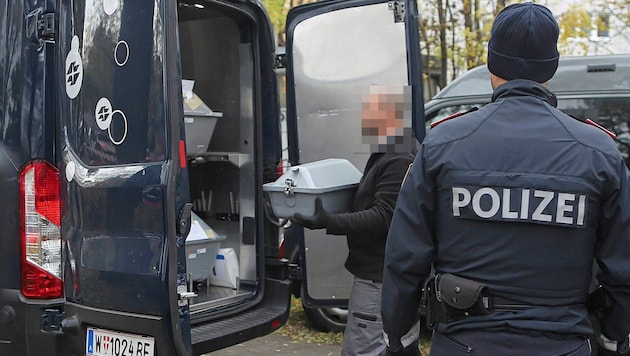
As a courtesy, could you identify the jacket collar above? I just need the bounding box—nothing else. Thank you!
[491,79,558,107]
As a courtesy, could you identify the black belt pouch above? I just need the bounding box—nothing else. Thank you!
[423,273,492,329]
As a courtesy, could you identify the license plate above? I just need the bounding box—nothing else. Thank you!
[86,327,155,356]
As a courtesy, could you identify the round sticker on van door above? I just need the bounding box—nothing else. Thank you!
[114,40,129,67]
[103,0,119,15]
[95,98,128,145]
[65,161,76,182]
[95,97,113,130]
[65,36,83,99]
[108,110,128,145]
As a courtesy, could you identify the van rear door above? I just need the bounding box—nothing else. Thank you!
[284,0,424,310]
[58,1,191,355]
[57,0,292,355]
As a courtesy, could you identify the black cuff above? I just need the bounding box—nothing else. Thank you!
[385,341,420,356]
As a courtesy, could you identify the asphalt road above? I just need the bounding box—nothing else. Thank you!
[205,332,342,355]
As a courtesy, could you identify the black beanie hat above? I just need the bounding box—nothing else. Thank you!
[487,2,559,83]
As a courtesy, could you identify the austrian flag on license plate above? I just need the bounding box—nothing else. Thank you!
[86,327,155,356]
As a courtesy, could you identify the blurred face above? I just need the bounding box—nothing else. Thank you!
[360,85,414,153]
[361,92,405,139]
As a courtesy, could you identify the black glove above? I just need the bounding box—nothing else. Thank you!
[385,340,421,356]
[598,334,630,356]
[598,345,629,356]
[291,197,330,229]
[598,347,620,356]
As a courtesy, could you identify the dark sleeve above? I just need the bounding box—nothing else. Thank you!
[596,157,630,343]
[325,154,414,236]
[381,144,436,346]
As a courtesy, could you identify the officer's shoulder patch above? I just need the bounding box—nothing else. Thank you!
[569,115,617,140]
[430,107,478,129]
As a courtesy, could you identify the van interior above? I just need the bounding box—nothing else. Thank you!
[177,1,260,317]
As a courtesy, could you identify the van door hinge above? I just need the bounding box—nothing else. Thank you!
[274,53,287,69]
[287,263,302,281]
[27,10,56,43]
[41,308,64,332]
[38,12,56,40]
[388,1,405,23]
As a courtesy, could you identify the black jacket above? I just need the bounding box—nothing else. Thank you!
[382,80,630,344]
[326,152,414,282]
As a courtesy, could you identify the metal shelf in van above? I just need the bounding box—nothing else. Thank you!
[189,152,250,168]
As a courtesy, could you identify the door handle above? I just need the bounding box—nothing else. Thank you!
[177,202,193,236]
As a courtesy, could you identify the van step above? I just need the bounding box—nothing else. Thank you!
[191,278,290,355]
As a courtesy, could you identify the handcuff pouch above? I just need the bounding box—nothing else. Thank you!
[423,273,492,329]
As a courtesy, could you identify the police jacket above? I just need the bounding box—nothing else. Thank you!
[381,80,630,345]
[326,152,414,282]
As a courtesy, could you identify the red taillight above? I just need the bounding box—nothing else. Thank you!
[179,140,187,168]
[277,159,293,178]
[19,161,62,299]
[271,318,282,329]
[278,240,286,260]
[277,161,284,178]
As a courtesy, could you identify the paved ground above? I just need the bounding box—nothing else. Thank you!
[205,332,342,355]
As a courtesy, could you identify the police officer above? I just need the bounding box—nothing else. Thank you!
[292,85,415,356]
[381,2,630,355]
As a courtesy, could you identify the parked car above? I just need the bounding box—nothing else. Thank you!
[425,54,630,165]
[0,0,424,355]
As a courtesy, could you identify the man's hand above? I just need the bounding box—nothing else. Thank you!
[598,333,630,356]
[291,197,330,229]
[385,341,421,356]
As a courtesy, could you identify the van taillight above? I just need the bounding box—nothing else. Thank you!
[277,161,284,178]
[19,161,62,299]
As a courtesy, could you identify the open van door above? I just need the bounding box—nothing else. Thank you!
[57,0,289,355]
[284,0,425,325]
[58,1,193,355]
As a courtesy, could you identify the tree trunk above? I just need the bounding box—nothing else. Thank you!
[495,0,507,15]
[437,0,448,88]
[419,18,435,98]
[462,0,473,69]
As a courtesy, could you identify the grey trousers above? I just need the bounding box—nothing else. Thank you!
[341,277,386,356]
[430,329,591,356]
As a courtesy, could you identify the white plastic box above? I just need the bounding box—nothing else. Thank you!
[185,212,225,281]
[263,158,362,218]
[207,248,240,289]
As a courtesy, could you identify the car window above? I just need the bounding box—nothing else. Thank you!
[559,97,630,165]
[425,103,481,130]
[426,97,630,166]
[434,66,492,98]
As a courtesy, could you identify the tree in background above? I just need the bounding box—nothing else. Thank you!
[260,0,291,46]
[436,0,448,87]
[420,0,629,90]
[559,1,630,55]
[558,5,593,55]
[461,0,484,70]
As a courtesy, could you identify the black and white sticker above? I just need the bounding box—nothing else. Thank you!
[95,98,128,145]
[65,36,83,99]
[103,0,119,16]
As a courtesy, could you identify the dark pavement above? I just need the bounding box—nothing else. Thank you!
[205,332,342,355]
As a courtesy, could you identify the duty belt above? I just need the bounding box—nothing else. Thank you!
[491,296,542,312]
[423,274,541,329]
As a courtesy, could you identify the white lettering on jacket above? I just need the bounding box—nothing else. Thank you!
[452,186,588,227]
